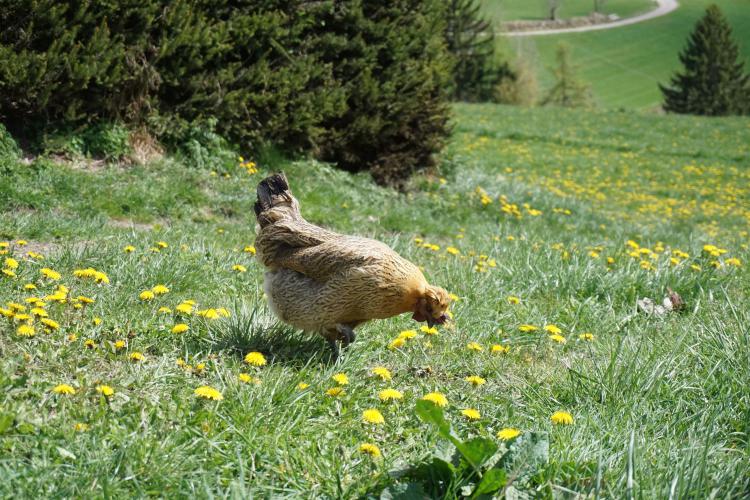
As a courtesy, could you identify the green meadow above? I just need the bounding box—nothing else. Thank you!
[492,0,750,109]
[1,104,749,496]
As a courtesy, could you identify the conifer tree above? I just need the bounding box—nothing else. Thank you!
[542,43,592,108]
[660,4,750,116]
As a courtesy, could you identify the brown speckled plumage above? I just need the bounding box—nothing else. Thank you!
[254,173,450,350]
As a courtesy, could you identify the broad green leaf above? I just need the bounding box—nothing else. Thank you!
[380,482,429,500]
[472,468,507,498]
[460,437,498,469]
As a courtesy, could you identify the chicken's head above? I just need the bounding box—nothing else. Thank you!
[413,285,451,328]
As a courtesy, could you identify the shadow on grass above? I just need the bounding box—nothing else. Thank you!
[195,300,336,367]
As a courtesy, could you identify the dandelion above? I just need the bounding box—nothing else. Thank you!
[399,329,418,339]
[461,408,481,420]
[40,268,61,280]
[550,411,574,425]
[156,241,169,249]
[67,334,77,342]
[114,340,126,350]
[497,428,521,441]
[40,318,60,330]
[16,240,27,246]
[96,385,114,397]
[467,342,483,352]
[325,387,344,397]
[151,284,170,295]
[232,264,247,273]
[421,392,448,407]
[507,296,520,305]
[130,352,145,362]
[30,307,48,317]
[388,337,406,350]
[243,246,256,255]
[371,366,392,381]
[92,317,102,326]
[216,308,231,318]
[244,352,267,366]
[519,324,538,332]
[544,324,562,335]
[359,443,382,457]
[74,423,90,432]
[465,375,486,386]
[2,269,16,278]
[197,308,219,320]
[17,324,35,337]
[578,333,595,341]
[725,257,741,267]
[491,344,510,354]
[332,373,349,385]
[362,409,385,425]
[194,386,223,401]
[171,323,189,334]
[52,384,76,395]
[297,382,310,390]
[77,296,95,305]
[176,302,193,315]
[124,245,136,253]
[378,388,404,402]
[158,306,172,314]
[446,247,460,256]
[84,339,96,349]
[3,257,18,269]
[419,325,438,335]
[24,283,37,290]
[549,334,567,344]
[139,290,155,301]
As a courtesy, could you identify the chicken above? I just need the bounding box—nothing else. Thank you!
[253,173,450,355]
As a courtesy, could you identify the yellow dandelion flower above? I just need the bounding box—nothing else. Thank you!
[3,257,18,269]
[491,344,510,354]
[244,351,267,366]
[232,264,247,273]
[388,337,406,350]
[461,408,481,420]
[30,307,48,317]
[371,366,392,381]
[2,269,16,278]
[239,373,259,384]
[197,308,219,320]
[17,324,35,337]
[130,352,145,362]
[96,385,114,397]
[92,317,102,326]
[40,268,61,280]
[378,388,404,402]
[16,240,27,246]
[52,384,76,395]
[549,334,567,344]
[519,324,538,332]
[67,334,77,342]
[497,428,521,440]
[175,302,193,315]
[550,411,574,425]
[139,290,155,301]
[359,443,382,457]
[446,246,460,256]
[467,342,483,352]
[399,329,418,339]
[171,323,189,334]
[0,307,14,318]
[465,375,486,386]
[74,423,90,432]
[158,306,172,314]
[544,324,562,335]
[216,308,230,318]
[194,386,223,401]
[325,387,344,397]
[124,245,136,253]
[422,392,448,407]
[114,340,126,350]
[84,339,96,349]
[419,325,439,335]
[297,382,310,390]
[151,284,170,295]
[507,296,520,305]
[40,318,60,330]
[24,283,37,290]
[244,245,256,255]
[156,241,169,249]
[578,333,595,341]
[7,302,25,312]
[332,373,349,385]
[362,408,385,425]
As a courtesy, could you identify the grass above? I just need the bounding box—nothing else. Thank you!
[1,104,749,497]
[497,0,750,109]
[482,0,656,22]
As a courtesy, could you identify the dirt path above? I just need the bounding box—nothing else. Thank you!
[504,0,679,37]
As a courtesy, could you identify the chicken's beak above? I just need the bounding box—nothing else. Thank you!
[426,317,435,328]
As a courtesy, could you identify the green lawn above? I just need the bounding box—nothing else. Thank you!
[1,105,749,496]
[482,0,656,22]
[498,0,750,109]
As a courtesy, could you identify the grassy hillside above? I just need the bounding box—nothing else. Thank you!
[498,0,750,109]
[1,105,749,497]
[483,0,655,22]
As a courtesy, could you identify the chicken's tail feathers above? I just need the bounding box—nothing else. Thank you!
[254,173,300,226]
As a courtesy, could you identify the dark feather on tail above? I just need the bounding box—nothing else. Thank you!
[254,173,291,218]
